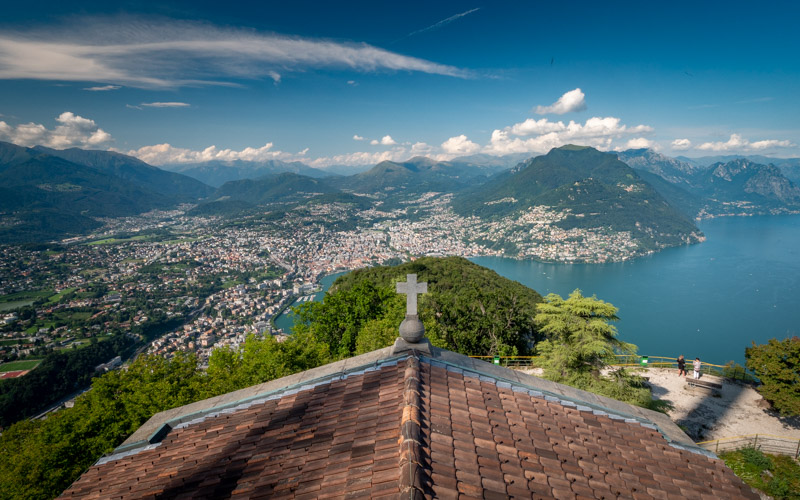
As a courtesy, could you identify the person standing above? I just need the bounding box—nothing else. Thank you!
[677,355,686,377]
[693,357,701,379]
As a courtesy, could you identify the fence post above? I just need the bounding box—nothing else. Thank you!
[715,440,719,454]
[796,439,799,459]
[754,435,758,449]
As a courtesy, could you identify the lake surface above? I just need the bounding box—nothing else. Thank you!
[275,216,799,365]
[473,215,800,365]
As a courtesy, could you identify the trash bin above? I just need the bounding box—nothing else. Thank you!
[640,356,648,366]
[493,356,500,365]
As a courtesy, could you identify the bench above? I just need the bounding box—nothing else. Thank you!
[686,378,723,391]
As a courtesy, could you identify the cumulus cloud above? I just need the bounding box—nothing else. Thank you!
[671,138,692,151]
[0,111,112,148]
[622,138,655,150]
[370,135,397,146]
[140,102,190,108]
[0,16,471,88]
[410,142,434,155]
[126,142,308,165]
[697,133,795,152]
[534,88,587,115]
[353,134,365,141]
[441,134,480,155]
[484,116,653,155]
[509,118,566,136]
[83,84,121,91]
[308,148,409,168]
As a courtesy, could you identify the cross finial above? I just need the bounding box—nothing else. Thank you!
[396,274,427,317]
[396,274,427,344]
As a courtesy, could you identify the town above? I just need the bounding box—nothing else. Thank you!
[0,193,650,370]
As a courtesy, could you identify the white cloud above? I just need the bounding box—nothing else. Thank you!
[623,138,654,150]
[0,111,112,148]
[534,88,587,115]
[83,84,121,91]
[370,135,397,146]
[125,142,309,165]
[308,148,409,168]
[353,134,365,141]
[0,16,471,88]
[410,142,434,155]
[671,138,692,151]
[484,116,653,156]
[140,102,191,108]
[697,133,795,152]
[509,118,566,136]
[441,134,480,155]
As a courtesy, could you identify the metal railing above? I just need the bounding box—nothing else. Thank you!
[468,354,758,382]
[697,434,800,458]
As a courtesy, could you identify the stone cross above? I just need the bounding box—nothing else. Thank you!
[396,274,427,317]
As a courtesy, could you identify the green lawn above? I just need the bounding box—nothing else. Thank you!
[47,287,76,304]
[0,359,41,372]
[86,235,151,246]
[0,339,24,347]
[0,289,52,303]
[222,279,244,289]
[0,300,34,312]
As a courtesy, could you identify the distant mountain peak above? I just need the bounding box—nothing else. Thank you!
[556,144,593,151]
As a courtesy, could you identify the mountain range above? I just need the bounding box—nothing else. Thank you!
[618,149,800,217]
[3,139,800,248]
[162,159,333,187]
[0,141,212,242]
[326,156,503,197]
[452,145,703,250]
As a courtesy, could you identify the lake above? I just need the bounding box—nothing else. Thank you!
[275,215,799,365]
[473,215,800,365]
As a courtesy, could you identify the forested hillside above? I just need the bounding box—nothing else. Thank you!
[453,145,702,250]
[294,256,544,357]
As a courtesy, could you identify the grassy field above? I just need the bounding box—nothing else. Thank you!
[0,359,41,372]
[0,300,35,312]
[47,287,76,304]
[0,339,24,347]
[0,289,52,303]
[86,235,152,246]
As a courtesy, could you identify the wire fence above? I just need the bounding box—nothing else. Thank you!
[468,354,758,382]
[697,434,800,458]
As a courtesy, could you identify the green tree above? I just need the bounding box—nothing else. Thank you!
[745,337,800,416]
[300,257,543,357]
[0,353,206,500]
[206,331,330,395]
[535,290,654,408]
[293,279,397,358]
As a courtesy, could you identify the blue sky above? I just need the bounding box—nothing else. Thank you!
[0,1,798,168]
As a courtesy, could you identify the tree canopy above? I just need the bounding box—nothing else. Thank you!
[746,337,800,416]
[534,290,655,408]
[293,257,544,358]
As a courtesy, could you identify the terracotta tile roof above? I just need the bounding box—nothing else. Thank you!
[60,349,758,499]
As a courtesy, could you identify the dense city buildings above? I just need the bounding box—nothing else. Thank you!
[0,194,654,365]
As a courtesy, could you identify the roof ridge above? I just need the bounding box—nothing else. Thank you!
[398,356,429,499]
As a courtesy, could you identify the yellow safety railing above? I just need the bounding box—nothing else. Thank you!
[697,434,800,458]
[468,354,757,381]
